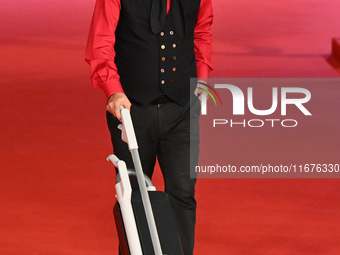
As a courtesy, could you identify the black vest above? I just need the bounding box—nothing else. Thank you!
[114,0,201,105]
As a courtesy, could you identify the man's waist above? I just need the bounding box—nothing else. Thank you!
[151,94,172,104]
[128,94,172,106]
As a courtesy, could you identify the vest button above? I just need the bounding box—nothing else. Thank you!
[172,44,176,48]
[161,68,165,73]
[170,31,174,35]
[160,32,164,36]
[172,67,176,72]
[173,56,177,60]
[162,57,166,61]
[161,80,165,84]
[161,45,165,50]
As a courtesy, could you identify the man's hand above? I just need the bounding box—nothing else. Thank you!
[106,92,131,121]
[194,80,209,102]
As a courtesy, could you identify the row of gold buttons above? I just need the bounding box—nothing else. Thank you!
[160,67,176,73]
[160,44,177,50]
[160,31,174,37]
[162,56,176,61]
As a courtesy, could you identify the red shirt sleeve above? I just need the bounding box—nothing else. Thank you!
[194,0,214,79]
[85,0,124,99]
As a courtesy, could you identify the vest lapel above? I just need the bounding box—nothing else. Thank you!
[172,0,185,39]
[150,0,167,34]
[150,0,185,38]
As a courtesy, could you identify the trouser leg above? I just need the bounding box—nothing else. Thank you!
[106,104,158,178]
[157,97,200,255]
[107,104,159,254]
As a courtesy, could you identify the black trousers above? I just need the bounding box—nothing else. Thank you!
[107,96,200,255]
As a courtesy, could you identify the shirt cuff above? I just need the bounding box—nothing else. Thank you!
[102,79,125,99]
[196,62,211,79]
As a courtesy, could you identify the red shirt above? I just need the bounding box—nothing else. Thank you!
[85,0,213,99]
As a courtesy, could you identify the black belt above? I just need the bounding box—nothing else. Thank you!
[152,94,171,104]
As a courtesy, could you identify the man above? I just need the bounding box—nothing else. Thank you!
[85,0,213,254]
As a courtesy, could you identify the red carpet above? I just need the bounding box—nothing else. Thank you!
[1,0,340,254]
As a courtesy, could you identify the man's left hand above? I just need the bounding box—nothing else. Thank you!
[194,80,209,102]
